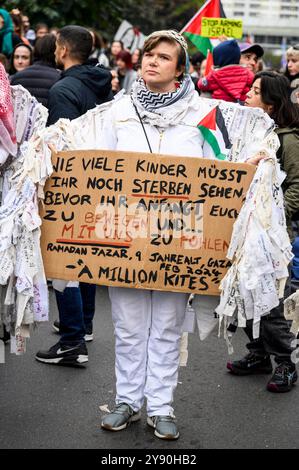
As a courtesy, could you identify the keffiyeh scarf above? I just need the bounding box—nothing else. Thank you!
[0,62,17,159]
[130,75,196,128]
[132,76,194,112]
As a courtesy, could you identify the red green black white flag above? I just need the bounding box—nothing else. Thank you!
[197,106,232,160]
[181,0,226,57]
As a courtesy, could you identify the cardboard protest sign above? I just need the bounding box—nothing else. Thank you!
[201,17,243,39]
[40,150,255,295]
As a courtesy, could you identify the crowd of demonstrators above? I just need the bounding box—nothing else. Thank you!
[195,40,266,103]
[0,7,145,95]
[1,1,299,439]
[10,34,60,107]
[197,39,254,103]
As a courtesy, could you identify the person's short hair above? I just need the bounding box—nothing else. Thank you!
[57,25,93,63]
[286,44,299,59]
[34,33,56,66]
[142,30,187,79]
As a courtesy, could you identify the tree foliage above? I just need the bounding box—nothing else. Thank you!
[3,0,204,38]
[121,0,204,34]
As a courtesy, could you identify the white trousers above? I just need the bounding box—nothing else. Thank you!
[109,287,189,416]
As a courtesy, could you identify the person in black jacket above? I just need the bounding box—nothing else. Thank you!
[35,25,113,367]
[47,26,113,125]
[10,34,60,107]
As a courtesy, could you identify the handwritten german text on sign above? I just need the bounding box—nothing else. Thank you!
[201,17,243,39]
[40,150,255,295]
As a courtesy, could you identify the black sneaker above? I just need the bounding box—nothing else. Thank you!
[227,352,273,375]
[267,362,297,393]
[35,341,88,367]
[52,320,93,342]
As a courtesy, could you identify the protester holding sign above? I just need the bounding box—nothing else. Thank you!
[227,71,299,392]
[97,28,268,440]
[99,29,220,441]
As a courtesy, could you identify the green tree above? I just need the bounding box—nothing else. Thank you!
[4,0,204,38]
[4,0,124,35]
[121,0,204,34]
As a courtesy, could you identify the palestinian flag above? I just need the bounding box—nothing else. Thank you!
[181,0,226,56]
[197,106,232,160]
[204,49,213,76]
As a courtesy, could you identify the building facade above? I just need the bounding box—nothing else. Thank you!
[222,0,299,51]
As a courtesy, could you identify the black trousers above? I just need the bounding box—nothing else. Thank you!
[244,277,296,364]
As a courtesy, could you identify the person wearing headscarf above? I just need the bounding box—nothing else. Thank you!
[0,9,23,57]
[9,42,33,76]
[99,30,213,441]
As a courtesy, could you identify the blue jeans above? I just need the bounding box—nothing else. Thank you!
[54,283,96,346]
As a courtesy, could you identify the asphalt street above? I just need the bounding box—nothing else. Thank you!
[0,285,299,450]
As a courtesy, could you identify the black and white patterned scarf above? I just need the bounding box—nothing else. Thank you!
[131,75,194,113]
